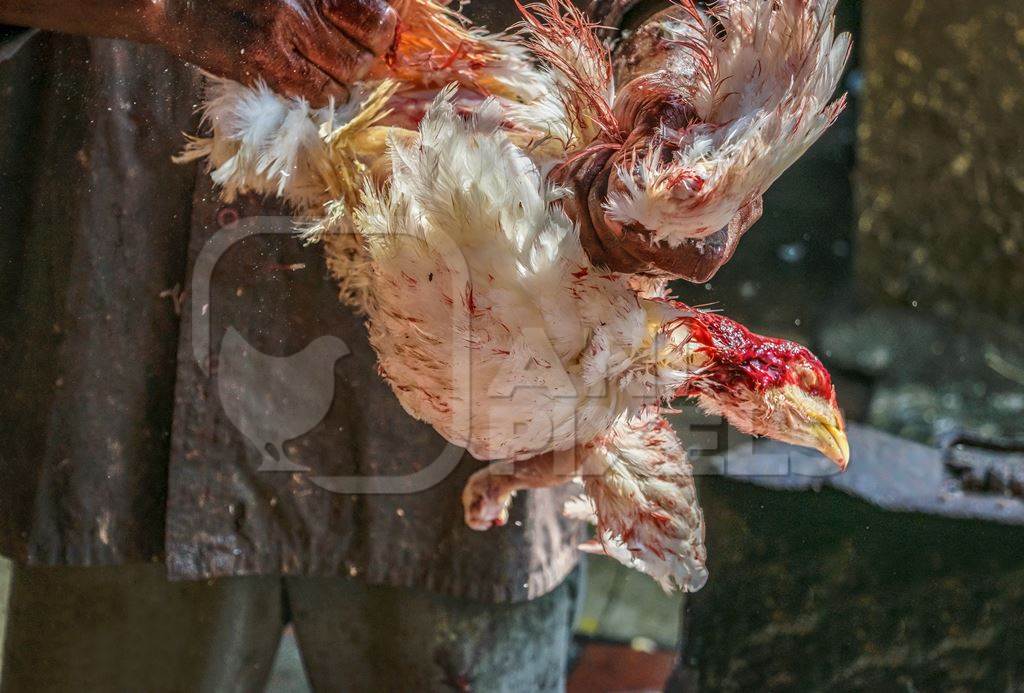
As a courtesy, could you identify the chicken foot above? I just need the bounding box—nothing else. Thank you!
[462,446,592,531]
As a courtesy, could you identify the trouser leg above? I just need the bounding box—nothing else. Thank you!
[0,563,283,693]
[286,569,583,693]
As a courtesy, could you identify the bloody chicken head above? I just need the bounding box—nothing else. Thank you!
[678,311,849,470]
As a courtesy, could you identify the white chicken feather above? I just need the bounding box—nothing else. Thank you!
[604,0,851,243]
[356,90,697,462]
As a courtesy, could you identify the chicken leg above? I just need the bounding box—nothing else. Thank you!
[462,446,591,530]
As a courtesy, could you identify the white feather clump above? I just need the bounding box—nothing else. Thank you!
[176,78,375,211]
[355,88,698,461]
[506,0,619,154]
[359,90,711,589]
[178,0,850,248]
[566,411,708,592]
[173,1,614,210]
[604,0,851,244]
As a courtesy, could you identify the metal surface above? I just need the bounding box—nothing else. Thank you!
[697,423,1024,525]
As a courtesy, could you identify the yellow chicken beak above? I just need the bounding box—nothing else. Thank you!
[778,385,850,471]
[809,416,850,471]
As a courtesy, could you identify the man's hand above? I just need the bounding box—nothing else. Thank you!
[0,0,398,105]
[552,143,763,283]
[549,5,763,283]
[160,0,398,104]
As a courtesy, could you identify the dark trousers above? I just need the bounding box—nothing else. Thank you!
[0,563,580,692]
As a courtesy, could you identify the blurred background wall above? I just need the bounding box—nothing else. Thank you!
[857,0,1024,323]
